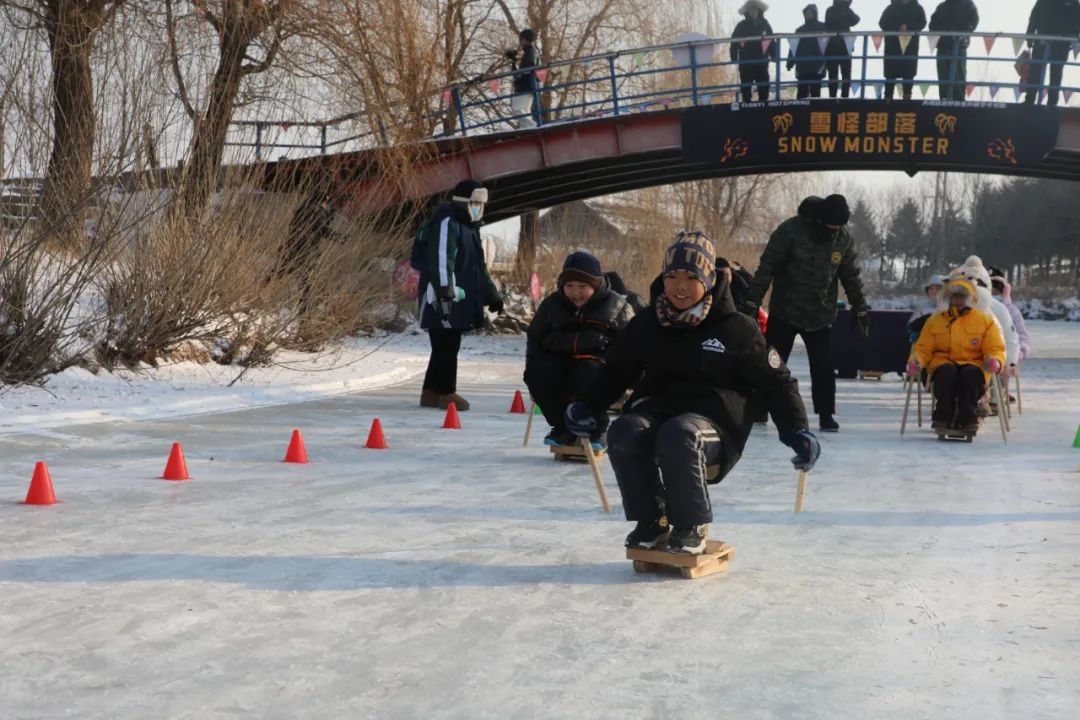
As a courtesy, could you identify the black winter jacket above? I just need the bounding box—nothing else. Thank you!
[730,17,779,63]
[584,278,809,478]
[1027,0,1080,38]
[879,1,927,79]
[825,2,861,56]
[790,19,829,78]
[416,202,499,331]
[929,0,979,54]
[526,283,633,362]
[512,43,538,94]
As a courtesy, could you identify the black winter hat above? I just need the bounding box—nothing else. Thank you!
[558,251,603,289]
[818,193,851,226]
[519,28,535,43]
[451,179,486,202]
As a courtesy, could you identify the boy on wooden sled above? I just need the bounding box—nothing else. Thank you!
[563,232,820,554]
[907,278,1006,435]
[524,251,635,450]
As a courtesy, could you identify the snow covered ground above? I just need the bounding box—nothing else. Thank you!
[1,322,1079,719]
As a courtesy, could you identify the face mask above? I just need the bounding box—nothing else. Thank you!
[468,203,484,222]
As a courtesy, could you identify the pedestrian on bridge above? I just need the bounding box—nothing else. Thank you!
[745,195,870,434]
[731,1,779,103]
[879,0,928,100]
[413,179,504,411]
[1024,0,1080,107]
[825,0,861,98]
[789,4,829,99]
[507,28,539,128]
[929,0,979,101]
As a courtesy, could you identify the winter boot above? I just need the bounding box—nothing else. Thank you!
[420,389,441,408]
[543,429,576,447]
[439,393,470,411]
[818,414,839,433]
[624,518,670,549]
[667,524,709,554]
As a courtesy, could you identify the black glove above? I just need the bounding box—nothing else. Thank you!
[853,307,871,339]
[565,401,598,438]
[779,430,821,472]
[739,299,759,319]
[487,294,505,315]
[574,329,609,355]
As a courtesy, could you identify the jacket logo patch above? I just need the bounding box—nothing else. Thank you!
[830,251,842,265]
[702,338,726,353]
[768,348,782,368]
[971,338,979,346]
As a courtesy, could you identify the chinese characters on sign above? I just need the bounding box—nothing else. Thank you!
[774,109,955,156]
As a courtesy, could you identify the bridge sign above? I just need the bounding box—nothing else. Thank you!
[682,100,1061,174]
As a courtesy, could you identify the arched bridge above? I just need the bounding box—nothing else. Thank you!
[247,31,1080,223]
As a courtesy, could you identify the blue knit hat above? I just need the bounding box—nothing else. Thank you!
[558,251,603,289]
[663,231,717,292]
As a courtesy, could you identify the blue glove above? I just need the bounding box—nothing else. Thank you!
[564,401,598,438]
[779,430,821,472]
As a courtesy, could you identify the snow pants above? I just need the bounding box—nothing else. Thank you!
[423,328,462,395]
[931,362,986,427]
[524,355,604,433]
[766,317,836,416]
[738,64,771,103]
[607,412,725,529]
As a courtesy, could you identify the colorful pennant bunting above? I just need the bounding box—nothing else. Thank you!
[872,35,883,52]
[983,35,996,53]
[898,34,912,54]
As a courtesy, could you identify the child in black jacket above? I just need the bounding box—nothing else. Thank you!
[565,232,820,554]
[525,251,634,448]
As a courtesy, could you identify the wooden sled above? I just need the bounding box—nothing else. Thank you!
[550,444,605,462]
[628,540,734,580]
[936,426,976,443]
[857,370,885,381]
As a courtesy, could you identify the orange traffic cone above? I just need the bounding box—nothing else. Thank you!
[162,443,190,481]
[510,390,527,414]
[24,461,57,505]
[283,429,309,464]
[442,402,462,429]
[365,419,388,449]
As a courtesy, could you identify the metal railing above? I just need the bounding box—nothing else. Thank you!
[228,30,1080,160]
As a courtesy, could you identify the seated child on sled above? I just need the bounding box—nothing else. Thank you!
[907,278,1006,433]
[524,251,634,449]
[563,231,820,554]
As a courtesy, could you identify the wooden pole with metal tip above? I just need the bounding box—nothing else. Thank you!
[993,375,1008,444]
[581,438,611,513]
[1015,367,1023,414]
[900,376,913,437]
[523,400,536,447]
[916,376,923,427]
[794,470,808,513]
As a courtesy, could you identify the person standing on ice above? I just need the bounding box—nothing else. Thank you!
[563,231,820,554]
[744,194,869,433]
[908,278,1006,432]
[413,179,504,411]
[524,251,634,450]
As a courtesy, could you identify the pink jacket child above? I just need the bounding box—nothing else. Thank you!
[989,272,1031,361]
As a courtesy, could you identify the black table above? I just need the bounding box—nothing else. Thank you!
[831,309,912,379]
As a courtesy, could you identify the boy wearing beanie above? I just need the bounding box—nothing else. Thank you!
[525,251,634,448]
[564,231,819,554]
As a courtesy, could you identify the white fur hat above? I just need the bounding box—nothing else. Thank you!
[949,255,992,290]
[739,0,769,15]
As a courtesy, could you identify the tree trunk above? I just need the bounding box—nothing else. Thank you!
[515,210,539,284]
[38,6,97,249]
[170,34,248,221]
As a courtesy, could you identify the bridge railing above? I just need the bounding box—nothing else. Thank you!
[226,30,1080,160]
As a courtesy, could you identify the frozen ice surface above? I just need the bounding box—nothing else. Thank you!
[1,322,1078,719]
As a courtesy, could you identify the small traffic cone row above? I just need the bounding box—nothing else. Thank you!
[24,461,58,505]
[162,442,190,481]
[284,429,309,464]
[443,402,462,430]
[365,419,388,449]
[509,390,527,414]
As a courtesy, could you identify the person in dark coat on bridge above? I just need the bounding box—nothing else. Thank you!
[507,28,539,128]
[562,231,819,554]
[525,252,634,449]
[414,179,504,411]
[929,0,979,101]
[825,0,861,98]
[789,4,829,99]
[1024,0,1080,107]
[879,0,928,100]
[744,195,869,434]
[731,0,779,103]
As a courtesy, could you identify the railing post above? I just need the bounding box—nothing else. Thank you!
[774,38,782,100]
[690,44,699,106]
[609,55,620,116]
[254,123,263,161]
[859,35,869,99]
[532,74,543,127]
[452,86,467,136]
[320,124,327,155]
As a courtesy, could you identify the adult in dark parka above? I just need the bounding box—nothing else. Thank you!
[879,0,928,100]
[929,0,979,101]
[824,0,861,98]
[415,179,504,410]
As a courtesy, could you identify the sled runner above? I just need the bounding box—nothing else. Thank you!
[550,444,605,462]
[936,426,976,443]
[628,540,735,579]
[857,370,885,381]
